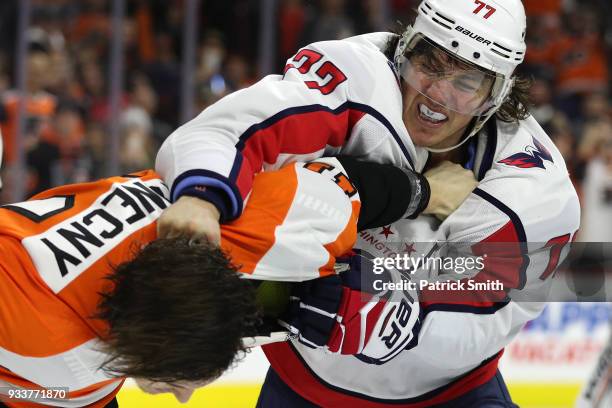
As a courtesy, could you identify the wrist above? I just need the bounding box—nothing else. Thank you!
[401,169,430,219]
[176,195,221,222]
[178,186,226,222]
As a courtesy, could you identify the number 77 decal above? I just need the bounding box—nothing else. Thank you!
[473,0,496,19]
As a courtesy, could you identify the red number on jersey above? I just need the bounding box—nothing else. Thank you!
[473,0,496,19]
[284,49,347,95]
[539,234,572,280]
[284,49,322,75]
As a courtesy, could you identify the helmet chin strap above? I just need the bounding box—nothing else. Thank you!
[424,116,480,153]
[424,132,475,153]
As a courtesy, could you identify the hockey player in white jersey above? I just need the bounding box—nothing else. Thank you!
[155,0,580,406]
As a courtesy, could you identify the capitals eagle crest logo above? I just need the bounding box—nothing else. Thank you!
[498,136,553,169]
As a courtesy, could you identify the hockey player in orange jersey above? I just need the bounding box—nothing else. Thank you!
[0,156,471,407]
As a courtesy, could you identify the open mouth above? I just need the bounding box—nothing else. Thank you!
[417,103,448,126]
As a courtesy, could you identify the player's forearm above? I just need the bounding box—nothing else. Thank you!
[156,76,355,222]
[155,117,244,222]
[335,156,430,230]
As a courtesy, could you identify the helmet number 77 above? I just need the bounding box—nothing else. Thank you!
[473,0,496,19]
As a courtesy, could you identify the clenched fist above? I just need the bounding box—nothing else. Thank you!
[422,161,478,220]
[157,196,221,244]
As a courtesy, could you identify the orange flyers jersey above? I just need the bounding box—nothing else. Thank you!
[0,159,360,407]
[221,157,361,282]
[0,170,168,407]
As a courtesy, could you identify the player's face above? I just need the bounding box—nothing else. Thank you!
[398,39,495,149]
[401,80,478,149]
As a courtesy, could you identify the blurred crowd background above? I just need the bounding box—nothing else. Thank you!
[0,0,610,241]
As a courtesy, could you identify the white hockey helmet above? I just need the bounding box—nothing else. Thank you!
[394,0,527,151]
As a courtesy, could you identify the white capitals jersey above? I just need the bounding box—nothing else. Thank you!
[264,117,581,407]
[156,33,580,406]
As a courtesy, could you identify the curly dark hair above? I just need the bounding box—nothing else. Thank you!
[96,238,261,383]
[383,32,532,123]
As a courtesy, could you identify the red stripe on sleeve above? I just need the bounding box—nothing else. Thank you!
[421,221,524,305]
[235,108,366,198]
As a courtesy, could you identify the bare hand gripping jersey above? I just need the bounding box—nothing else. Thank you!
[156,33,581,406]
[0,160,361,407]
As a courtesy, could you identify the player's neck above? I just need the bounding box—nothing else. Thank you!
[427,147,465,169]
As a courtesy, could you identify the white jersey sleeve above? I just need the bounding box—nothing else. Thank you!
[155,33,419,221]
